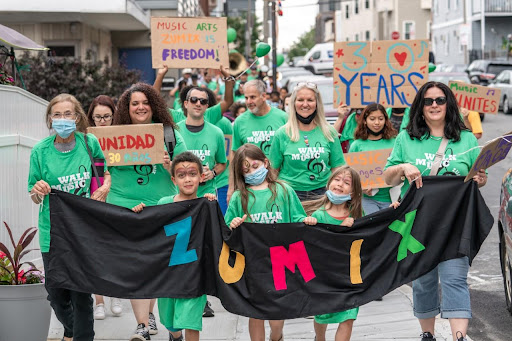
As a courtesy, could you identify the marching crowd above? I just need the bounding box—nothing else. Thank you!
[28,64,488,341]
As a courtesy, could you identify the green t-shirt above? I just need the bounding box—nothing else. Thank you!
[176,121,227,196]
[28,132,105,253]
[224,182,306,225]
[385,130,479,198]
[269,126,346,191]
[173,93,182,111]
[385,107,410,132]
[349,138,396,203]
[214,117,233,188]
[232,107,288,157]
[169,103,223,125]
[107,129,187,209]
[158,195,176,205]
[339,113,359,145]
[312,207,349,225]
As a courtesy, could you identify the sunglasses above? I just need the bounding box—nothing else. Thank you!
[188,97,209,105]
[424,97,447,106]
[295,82,318,91]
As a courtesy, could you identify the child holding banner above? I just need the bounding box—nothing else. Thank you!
[132,151,217,341]
[301,166,364,341]
[349,103,398,215]
[226,143,313,341]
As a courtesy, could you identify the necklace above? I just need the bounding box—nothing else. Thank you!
[429,135,442,141]
[303,135,310,147]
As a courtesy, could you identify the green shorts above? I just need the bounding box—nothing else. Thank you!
[314,307,359,324]
[158,295,207,332]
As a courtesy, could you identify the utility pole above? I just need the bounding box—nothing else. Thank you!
[245,0,252,58]
[263,0,269,66]
[481,0,485,59]
[271,0,277,91]
[463,0,467,64]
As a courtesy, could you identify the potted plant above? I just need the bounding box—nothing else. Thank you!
[0,222,51,341]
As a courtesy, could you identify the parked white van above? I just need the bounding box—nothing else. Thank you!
[302,43,333,75]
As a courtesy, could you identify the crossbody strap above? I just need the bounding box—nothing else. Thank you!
[84,134,102,188]
[429,137,449,176]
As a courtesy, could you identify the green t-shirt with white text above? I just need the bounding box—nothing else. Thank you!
[177,121,227,196]
[349,138,396,203]
[385,130,479,198]
[269,125,346,191]
[232,107,288,157]
[224,182,306,226]
[214,117,233,188]
[28,132,105,252]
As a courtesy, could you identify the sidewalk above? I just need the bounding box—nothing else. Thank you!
[47,285,470,341]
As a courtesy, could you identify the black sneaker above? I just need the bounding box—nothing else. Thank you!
[148,312,158,335]
[203,300,214,317]
[130,323,151,341]
[455,331,467,341]
[169,331,184,341]
[420,332,436,341]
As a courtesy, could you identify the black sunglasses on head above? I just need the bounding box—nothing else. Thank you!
[189,97,209,105]
[424,97,447,106]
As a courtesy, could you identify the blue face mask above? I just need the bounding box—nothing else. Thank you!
[244,166,268,186]
[326,190,351,205]
[52,119,76,138]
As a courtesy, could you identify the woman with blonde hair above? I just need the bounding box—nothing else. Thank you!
[269,82,345,200]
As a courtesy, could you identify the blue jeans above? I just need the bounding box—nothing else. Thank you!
[217,185,228,215]
[42,253,95,340]
[361,197,390,215]
[413,256,471,319]
[295,187,326,202]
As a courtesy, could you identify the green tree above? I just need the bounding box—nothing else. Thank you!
[288,27,316,59]
[12,50,140,110]
[227,13,262,59]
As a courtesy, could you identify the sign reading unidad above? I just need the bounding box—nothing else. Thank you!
[334,39,429,108]
[448,81,501,114]
[151,17,229,69]
[344,149,393,189]
[87,124,165,166]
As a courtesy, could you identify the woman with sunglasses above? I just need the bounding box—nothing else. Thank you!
[383,81,487,341]
[108,83,188,341]
[269,82,345,201]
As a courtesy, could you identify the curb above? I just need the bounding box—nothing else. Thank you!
[397,285,473,341]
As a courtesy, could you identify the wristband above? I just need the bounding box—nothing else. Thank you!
[212,169,217,178]
[222,76,236,82]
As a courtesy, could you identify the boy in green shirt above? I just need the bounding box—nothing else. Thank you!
[132,151,216,341]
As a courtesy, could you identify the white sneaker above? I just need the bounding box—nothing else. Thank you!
[94,303,106,320]
[110,297,123,316]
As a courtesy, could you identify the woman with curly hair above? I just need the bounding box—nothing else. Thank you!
[108,82,188,341]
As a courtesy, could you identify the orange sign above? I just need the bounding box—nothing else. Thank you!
[449,81,501,114]
[344,149,393,189]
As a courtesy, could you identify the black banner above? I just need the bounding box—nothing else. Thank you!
[48,176,493,320]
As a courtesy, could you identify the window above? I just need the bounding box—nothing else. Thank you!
[447,0,450,10]
[365,0,370,9]
[47,45,75,57]
[311,51,321,60]
[355,34,359,41]
[403,21,416,40]
[329,0,336,11]
[345,5,349,19]
[365,30,370,40]
[355,0,359,14]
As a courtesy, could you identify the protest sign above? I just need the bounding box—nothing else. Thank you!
[87,124,165,166]
[224,135,232,161]
[464,131,512,181]
[344,149,393,189]
[334,39,429,108]
[448,81,501,114]
[151,17,229,69]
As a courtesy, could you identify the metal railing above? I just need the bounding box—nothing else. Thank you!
[473,0,512,13]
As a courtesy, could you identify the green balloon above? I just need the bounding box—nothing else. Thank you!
[428,63,436,73]
[255,43,271,58]
[227,28,237,43]
[276,53,285,67]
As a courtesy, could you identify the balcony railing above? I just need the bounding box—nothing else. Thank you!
[474,0,512,13]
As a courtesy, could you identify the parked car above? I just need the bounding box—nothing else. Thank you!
[289,56,305,67]
[436,64,468,73]
[429,72,485,121]
[488,70,512,114]
[280,69,315,89]
[466,59,512,85]
[302,43,333,75]
[287,77,337,124]
[499,168,512,314]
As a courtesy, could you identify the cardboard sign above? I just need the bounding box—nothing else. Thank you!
[151,17,229,69]
[344,149,393,189]
[334,40,429,108]
[464,131,512,182]
[448,81,501,114]
[224,134,232,161]
[87,124,165,166]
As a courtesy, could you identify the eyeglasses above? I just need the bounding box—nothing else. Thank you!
[92,115,113,122]
[424,97,447,106]
[51,111,76,119]
[295,82,318,91]
[188,97,209,105]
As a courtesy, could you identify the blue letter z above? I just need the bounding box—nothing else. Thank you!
[164,216,198,266]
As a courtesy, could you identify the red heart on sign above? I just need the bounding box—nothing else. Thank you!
[394,52,407,66]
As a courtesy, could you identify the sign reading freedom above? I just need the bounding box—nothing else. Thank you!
[47,177,493,320]
[87,124,165,166]
[151,17,229,69]
[334,39,429,108]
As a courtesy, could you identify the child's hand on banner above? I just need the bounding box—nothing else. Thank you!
[132,202,146,213]
[303,216,318,225]
[204,193,217,201]
[341,217,354,227]
[230,214,247,229]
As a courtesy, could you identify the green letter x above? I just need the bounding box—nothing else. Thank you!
[388,209,425,262]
